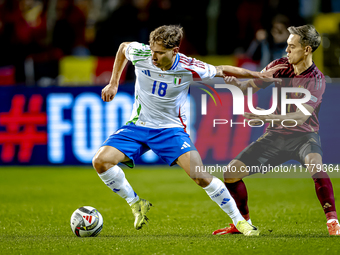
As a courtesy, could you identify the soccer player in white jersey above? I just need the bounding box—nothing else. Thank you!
[92,25,285,236]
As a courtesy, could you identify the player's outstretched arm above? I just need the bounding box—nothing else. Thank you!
[215,64,287,79]
[223,76,261,95]
[101,42,130,102]
[222,64,287,95]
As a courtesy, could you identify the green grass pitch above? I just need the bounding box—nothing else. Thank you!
[0,166,340,254]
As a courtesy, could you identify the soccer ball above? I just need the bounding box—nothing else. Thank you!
[70,206,103,237]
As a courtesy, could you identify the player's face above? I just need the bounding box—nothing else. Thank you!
[285,34,308,65]
[150,42,178,71]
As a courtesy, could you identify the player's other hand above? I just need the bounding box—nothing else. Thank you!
[223,76,241,86]
[259,64,288,82]
[101,84,118,102]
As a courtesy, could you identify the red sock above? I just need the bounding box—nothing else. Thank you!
[225,180,249,220]
[312,171,338,221]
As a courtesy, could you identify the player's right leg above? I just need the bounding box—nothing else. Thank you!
[93,146,140,206]
[92,126,152,230]
[92,145,128,174]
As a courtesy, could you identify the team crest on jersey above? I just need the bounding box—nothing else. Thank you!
[295,85,304,97]
[174,75,182,85]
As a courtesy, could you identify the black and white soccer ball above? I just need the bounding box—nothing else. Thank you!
[70,206,103,237]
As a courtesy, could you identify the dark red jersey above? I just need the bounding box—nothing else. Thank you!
[254,57,325,135]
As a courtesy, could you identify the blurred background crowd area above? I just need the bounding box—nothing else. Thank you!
[0,0,340,86]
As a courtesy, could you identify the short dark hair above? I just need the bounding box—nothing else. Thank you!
[287,24,321,52]
[149,25,183,48]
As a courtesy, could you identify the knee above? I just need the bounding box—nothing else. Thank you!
[223,159,248,181]
[224,178,242,184]
[306,157,319,165]
[305,153,322,165]
[305,153,324,176]
[92,154,117,174]
[192,177,211,187]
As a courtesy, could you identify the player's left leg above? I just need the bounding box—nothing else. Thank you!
[305,152,340,235]
[176,151,259,236]
[295,132,339,235]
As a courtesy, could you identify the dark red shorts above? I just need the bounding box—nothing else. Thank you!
[235,131,323,175]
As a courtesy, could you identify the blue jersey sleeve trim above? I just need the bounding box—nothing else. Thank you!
[169,54,180,70]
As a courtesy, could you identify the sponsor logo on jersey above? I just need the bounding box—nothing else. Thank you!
[295,85,304,97]
[142,70,151,76]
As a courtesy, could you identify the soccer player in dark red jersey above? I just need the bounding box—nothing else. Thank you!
[213,24,340,236]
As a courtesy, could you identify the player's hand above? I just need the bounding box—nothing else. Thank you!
[223,76,241,86]
[259,64,288,82]
[101,84,118,102]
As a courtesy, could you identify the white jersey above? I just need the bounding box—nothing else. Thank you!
[124,42,216,129]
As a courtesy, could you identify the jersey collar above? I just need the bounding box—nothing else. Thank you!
[169,54,180,70]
